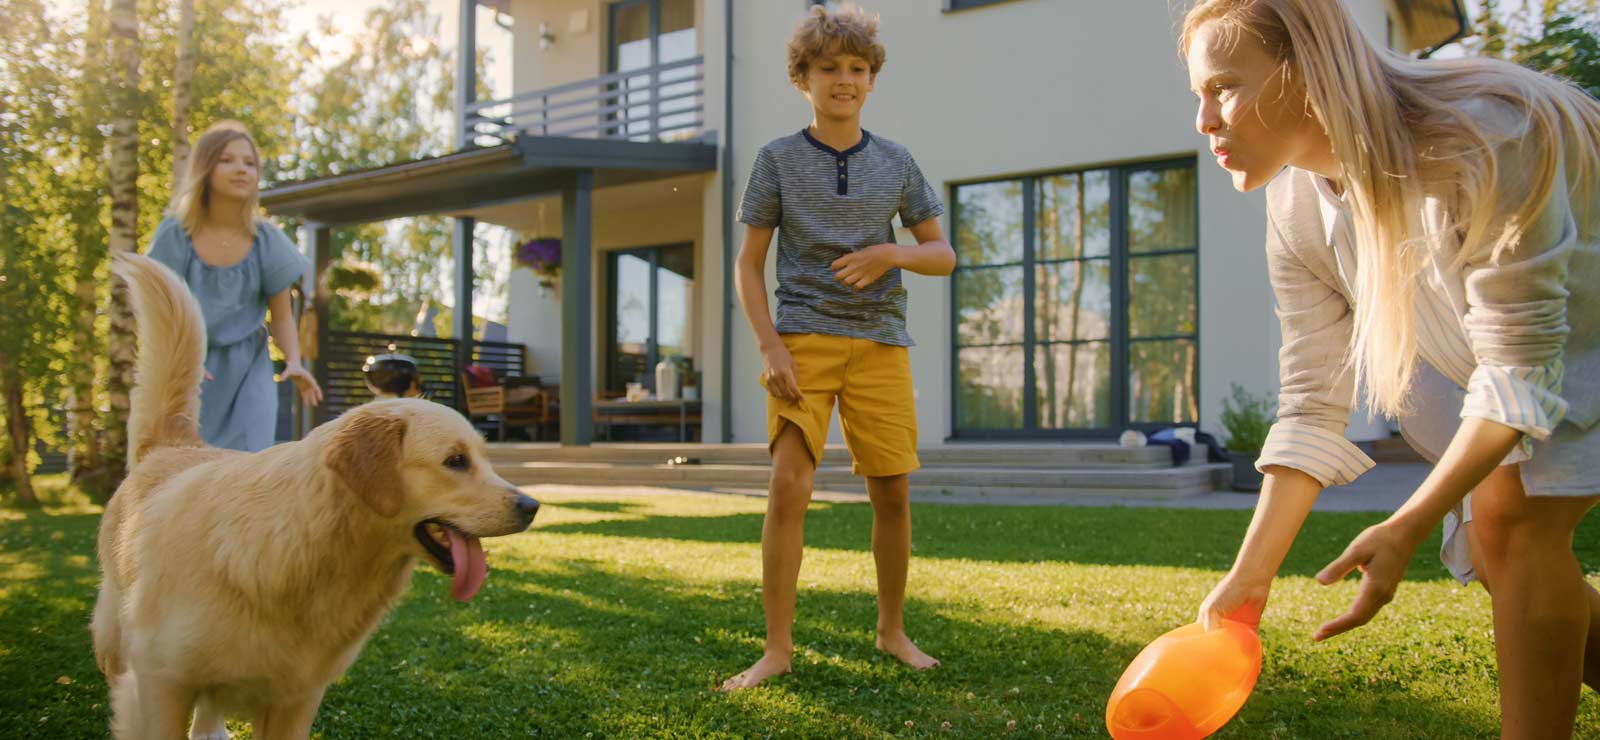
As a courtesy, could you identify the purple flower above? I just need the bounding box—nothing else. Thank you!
[515,238,561,275]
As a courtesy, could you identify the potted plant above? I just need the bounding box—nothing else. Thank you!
[1219,383,1275,492]
[514,237,562,290]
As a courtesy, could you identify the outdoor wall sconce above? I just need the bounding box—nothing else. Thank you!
[538,22,556,50]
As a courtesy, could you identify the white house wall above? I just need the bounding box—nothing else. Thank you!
[508,0,708,96]
[495,0,1406,446]
[723,0,1302,445]
[503,192,705,391]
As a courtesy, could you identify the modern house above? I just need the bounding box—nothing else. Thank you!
[262,0,1466,466]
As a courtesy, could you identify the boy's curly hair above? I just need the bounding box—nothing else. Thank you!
[786,4,886,88]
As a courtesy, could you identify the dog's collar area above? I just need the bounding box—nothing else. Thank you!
[413,520,456,575]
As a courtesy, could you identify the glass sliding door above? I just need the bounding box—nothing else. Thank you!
[608,0,698,141]
[606,243,695,395]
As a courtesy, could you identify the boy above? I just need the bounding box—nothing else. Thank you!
[721,3,956,691]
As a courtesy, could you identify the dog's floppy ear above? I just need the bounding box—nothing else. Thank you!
[323,411,407,517]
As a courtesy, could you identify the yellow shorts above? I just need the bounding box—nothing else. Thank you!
[763,333,920,477]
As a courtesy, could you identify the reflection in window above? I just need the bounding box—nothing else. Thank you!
[610,0,700,141]
[958,346,1024,429]
[955,180,1023,266]
[607,244,694,394]
[951,160,1198,434]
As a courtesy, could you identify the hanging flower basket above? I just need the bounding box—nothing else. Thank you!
[324,258,383,300]
[515,237,562,286]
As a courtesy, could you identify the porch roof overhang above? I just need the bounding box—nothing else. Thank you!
[1397,0,1469,56]
[260,136,717,226]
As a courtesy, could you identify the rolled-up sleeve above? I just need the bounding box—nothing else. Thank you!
[1458,132,1575,443]
[1255,209,1376,487]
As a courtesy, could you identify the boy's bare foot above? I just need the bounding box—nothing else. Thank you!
[876,631,940,670]
[719,652,792,691]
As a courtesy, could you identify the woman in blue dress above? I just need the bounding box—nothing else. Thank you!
[147,121,322,451]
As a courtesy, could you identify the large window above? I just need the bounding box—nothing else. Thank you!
[609,0,698,141]
[952,160,1198,437]
[606,244,694,395]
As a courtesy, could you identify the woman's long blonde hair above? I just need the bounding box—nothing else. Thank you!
[168,120,262,235]
[1182,0,1600,417]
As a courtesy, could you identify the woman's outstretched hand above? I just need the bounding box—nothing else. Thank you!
[1313,520,1423,641]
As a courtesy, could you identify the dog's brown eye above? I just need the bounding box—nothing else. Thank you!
[443,453,470,472]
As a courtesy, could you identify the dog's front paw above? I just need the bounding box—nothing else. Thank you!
[189,731,230,740]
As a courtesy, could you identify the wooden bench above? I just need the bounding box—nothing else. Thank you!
[464,340,557,440]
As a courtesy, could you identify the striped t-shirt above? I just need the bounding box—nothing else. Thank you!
[737,128,944,346]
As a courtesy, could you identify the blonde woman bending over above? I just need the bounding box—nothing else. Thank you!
[1182,0,1600,736]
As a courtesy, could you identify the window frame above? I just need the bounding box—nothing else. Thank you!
[948,157,1200,439]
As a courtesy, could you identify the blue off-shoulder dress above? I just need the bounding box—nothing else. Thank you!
[146,215,308,452]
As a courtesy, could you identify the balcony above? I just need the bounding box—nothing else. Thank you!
[462,56,706,147]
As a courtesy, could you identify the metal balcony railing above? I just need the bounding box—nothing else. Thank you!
[462,56,706,146]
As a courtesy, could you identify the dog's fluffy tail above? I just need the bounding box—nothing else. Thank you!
[111,252,206,467]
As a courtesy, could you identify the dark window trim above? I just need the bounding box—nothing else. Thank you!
[1130,247,1199,258]
[1035,255,1113,266]
[949,156,1200,439]
[943,0,1026,13]
[604,241,694,394]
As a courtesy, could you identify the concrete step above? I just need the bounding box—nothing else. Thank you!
[486,442,1175,469]
[498,460,1231,499]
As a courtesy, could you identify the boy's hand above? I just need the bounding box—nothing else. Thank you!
[760,343,802,402]
[831,244,900,290]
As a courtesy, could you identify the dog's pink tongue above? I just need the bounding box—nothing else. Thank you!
[447,529,488,602]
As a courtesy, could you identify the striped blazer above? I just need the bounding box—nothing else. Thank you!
[1255,99,1600,486]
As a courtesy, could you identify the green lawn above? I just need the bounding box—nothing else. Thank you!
[4,475,1600,739]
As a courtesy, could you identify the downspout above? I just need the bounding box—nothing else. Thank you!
[719,0,735,442]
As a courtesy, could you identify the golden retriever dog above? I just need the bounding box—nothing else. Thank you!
[93,252,538,740]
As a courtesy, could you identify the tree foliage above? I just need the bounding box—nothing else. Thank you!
[2,0,493,501]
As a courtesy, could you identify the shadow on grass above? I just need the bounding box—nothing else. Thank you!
[540,500,653,514]
[541,494,1600,580]
[536,502,1480,580]
[323,557,1500,739]
[0,501,1589,738]
[0,510,110,740]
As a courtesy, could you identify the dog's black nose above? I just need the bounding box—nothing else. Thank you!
[515,494,540,518]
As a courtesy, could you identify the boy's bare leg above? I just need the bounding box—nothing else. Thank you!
[721,423,815,691]
[866,473,939,669]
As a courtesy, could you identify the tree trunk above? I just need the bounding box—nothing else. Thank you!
[0,353,39,508]
[171,0,195,187]
[103,0,140,485]
[68,0,108,486]
[0,440,12,488]
[0,416,12,487]
[68,0,110,496]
